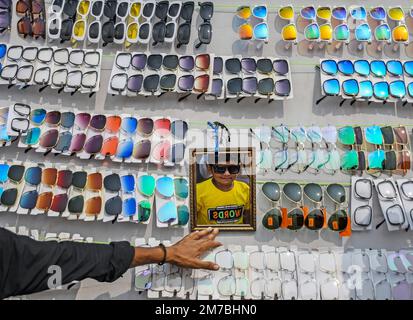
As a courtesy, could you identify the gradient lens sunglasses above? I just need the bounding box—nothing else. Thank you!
[0,164,25,207]
[341,150,366,171]
[338,126,364,148]
[16,0,45,39]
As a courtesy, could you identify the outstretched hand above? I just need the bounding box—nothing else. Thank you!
[167,227,222,271]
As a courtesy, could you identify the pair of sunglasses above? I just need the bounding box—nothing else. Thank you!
[151,1,184,46]
[176,1,195,48]
[262,181,348,231]
[195,1,213,49]
[16,0,45,39]
[0,164,25,207]
[156,176,189,225]
[237,5,268,42]
[0,0,11,35]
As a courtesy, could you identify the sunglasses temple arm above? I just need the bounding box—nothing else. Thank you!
[375,219,386,229]
[178,93,191,102]
[315,96,327,105]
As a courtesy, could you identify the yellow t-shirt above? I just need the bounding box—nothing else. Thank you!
[196,178,250,225]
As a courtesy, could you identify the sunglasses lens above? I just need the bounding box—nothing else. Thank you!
[1,187,16,206]
[154,118,171,136]
[54,132,72,153]
[371,60,386,77]
[22,127,41,145]
[237,6,251,19]
[30,108,46,124]
[327,184,346,204]
[195,54,210,71]
[24,167,41,185]
[370,7,385,20]
[282,24,297,41]
[90,115,106,131]
[86,173,102,191]
[328,210,348,231]
[85,197,102,215]
[351,6,367,19]
[225,58,241,73]
[104,173,121,192]
[257,58,272,74]
[20,190,38,209]
[153,141,170,161]
[355,23,371,41]
[227,78,242,94]
[305,209,324,230]
[138,175,155,197]
[69,133,86,152]
[262,182,281,202]
[116,139,133,158]
[171,120,188,140]
[179,56,194,71]
[121,175,135,193]
[105,196,122,216]
[283,183,302,203]
[279,6,294,20]
[390,80,406,98]
[210,78,223,97]
[73,20,86,37]
[338,126,355,145]
[387,60,403,76]
[123,198,136,216]
[341,150,359,170]
[338,60,354,75]
[57,170,72,188]
[122,117,138,134]
[75,112,91,130]
[177,204,189,225]
[287,208,304,230]
[84,135,103,154]
[158,201,177,223]
[106,116,121,133]
[41,168,57,186]
[301,6,315,19]
[194,75,209,92]
[375,24,390,41]
[275,79,291,96]
[138,200,151,222]
[253,5,267,18]
[388,7,404,21]
[304,183,322,202]
[50,193,68,213]
[36,191,53,210]
[353,60,370,76]
[368,150,385,169]
[0,164,9,183]
[156,176,174,198]
[170,143,185,163]
[253,23,268,40]
[174,178,188,199]
[320,24,332,40]
[68,195,84,214]
[262,208,282,230]
[334,24,349,40]
[394,127,408,144]
[39,129,59,148]
[127,22,138,40]
[273,59,288,75]
[305,23,320,40]
[317,7,331,20]
[72,171,87,189]
[133,139,151,160]
[321,60,337,75]
[60,112,75,129]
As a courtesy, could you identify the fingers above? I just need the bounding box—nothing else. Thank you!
[192,259,220,271]
[191,227,214,240]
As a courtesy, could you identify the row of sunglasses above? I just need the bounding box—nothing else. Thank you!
[318,59,413,105]
[252,124,411,174]
[0,44,102,96]
[260,181,349,233]
[350,176,413,232]
[4,105,188,165]
[192,247,413,300]
[277,5,410,46]
[48,0,212,48]
[0,162,190,225]
[109,52,292,101]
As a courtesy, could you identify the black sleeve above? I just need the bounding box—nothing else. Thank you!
[0,228,135,299]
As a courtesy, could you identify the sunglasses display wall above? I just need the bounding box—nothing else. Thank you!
[0,161,189,226]
[236,4,268,43]
[5,105,189,167]
[0,0,11,35]
[0,44,102,96]
[17,0,45,39]
[278,5,410,50]
[351,176,413,232]
[261,181,350,235]
[318,59,413,106]
[189,246,413,300]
